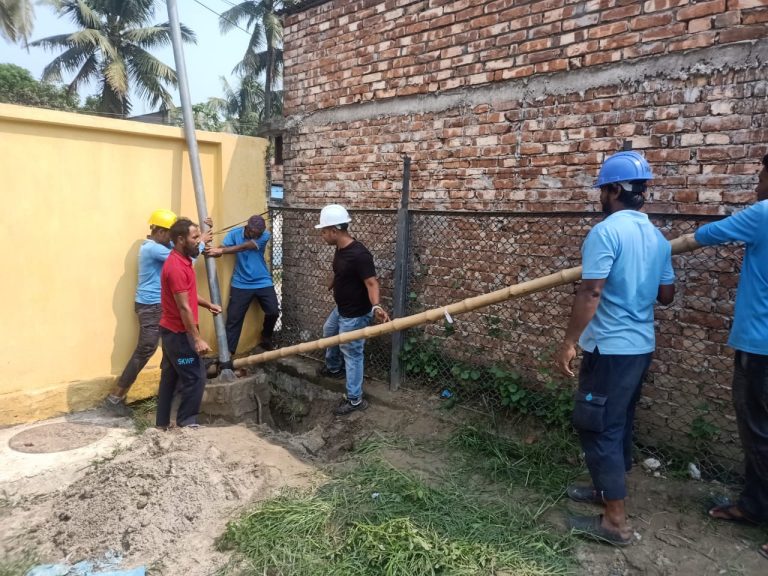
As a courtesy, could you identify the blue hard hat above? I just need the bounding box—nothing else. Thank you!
[595,151,653,188]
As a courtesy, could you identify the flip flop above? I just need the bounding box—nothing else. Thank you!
[567,514,632,547]
[708,504,758,526]
[759,543,768,561]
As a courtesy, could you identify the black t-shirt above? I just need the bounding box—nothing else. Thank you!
[333,240,376,317]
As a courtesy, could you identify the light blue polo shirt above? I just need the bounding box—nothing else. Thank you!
[695,201,768,355]
[135,240,203,305]
[579,210,675,355]
[222,228,273,290]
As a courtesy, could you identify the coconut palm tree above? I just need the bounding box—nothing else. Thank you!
[30,0,195,117]
[219,0,287,122]
[0,0,34,43]
[219,74,282,136]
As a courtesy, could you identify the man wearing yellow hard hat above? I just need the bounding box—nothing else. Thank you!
[103,209,211,416]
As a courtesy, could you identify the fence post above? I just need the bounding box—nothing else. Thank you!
[390,155,411,391]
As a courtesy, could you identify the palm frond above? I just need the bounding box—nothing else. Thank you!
[0,0,35,43]
[102,57,128,95]
[39,43,94,82]
[218,1,259,34]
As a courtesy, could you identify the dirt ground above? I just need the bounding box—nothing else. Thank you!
[1,379,766,576]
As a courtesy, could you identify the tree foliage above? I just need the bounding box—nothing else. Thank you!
[30,0,195,117]
[0,62,80,110]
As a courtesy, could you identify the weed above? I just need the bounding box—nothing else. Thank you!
[129,397,157,434]
[353,431,414,455]
[450,425,583,498]
[400,332,574,427]
[220,458,573,576]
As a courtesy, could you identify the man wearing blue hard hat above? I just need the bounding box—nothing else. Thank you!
[554,150,676,546]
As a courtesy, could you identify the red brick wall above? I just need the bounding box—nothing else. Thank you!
[285,0,766,113]
[282,0,768,213]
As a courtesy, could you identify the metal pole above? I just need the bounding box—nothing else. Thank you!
[166,0,234,378]
[389,155,411,391]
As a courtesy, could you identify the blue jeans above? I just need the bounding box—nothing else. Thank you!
[323,307,372,402]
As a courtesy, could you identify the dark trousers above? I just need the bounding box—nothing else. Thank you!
[574,349,653,501]
[156,328,206,427]
[225,286,280,354]
[116,303,162,390]
[733,350,768,522]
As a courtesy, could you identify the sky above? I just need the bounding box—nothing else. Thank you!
[1,0,253,115]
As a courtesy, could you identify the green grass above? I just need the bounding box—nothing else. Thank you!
[449,425,584,499]
[219,457,574,576]
[129,397,157,433]
[352,430,415,455]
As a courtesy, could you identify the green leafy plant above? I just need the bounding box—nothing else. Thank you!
[400,332,573,427]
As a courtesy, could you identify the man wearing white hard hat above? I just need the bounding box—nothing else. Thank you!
[316,204,390,415]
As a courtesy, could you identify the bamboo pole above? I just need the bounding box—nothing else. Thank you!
[233,233,700,369]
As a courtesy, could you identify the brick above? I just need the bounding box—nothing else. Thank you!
[535,58,569,73]
[669,31,716,51]
[632,12,675,30]
[623,41,666,58]
[600,32,641,50]
[714,10,741,27]
[642,22,687,41]
[677,0,726,21]
[742,7,768,24]
[584,50,623,66]
[698,146,747,160]
[720,25,767,42]
[688,16,713,33]
[588,21,629,39]
[643,0,689,12]
[603,4,643,22]
[728,0,765,8]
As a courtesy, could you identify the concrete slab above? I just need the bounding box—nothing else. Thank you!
[0,410,136,498]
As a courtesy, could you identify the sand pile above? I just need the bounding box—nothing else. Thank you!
[28,425,314,575]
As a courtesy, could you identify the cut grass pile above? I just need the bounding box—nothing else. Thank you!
[220,452,574,575]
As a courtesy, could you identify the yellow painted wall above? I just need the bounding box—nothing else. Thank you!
[0,103,268,425]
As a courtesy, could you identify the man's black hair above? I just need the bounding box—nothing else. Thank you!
[606,180,646,210]
[169,218,197,243]
[335,223,349,231]
[762,153,768,171]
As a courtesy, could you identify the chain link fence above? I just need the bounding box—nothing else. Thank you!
[270,205,743,480]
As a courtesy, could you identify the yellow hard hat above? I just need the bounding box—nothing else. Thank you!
[148,209,177,230]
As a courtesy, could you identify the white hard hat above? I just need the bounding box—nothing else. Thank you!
[315,204,352,229]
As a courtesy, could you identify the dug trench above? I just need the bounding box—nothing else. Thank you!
[1,357,766,575]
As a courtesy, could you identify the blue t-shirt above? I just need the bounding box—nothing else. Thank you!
[579,210,675,355]
[223,228,273,289]
[135,239,203,305]
[695,201,768,355]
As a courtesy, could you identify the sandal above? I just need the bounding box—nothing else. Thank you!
[759,543,768,561]
[567,514,632,547]
[708,504,758,526]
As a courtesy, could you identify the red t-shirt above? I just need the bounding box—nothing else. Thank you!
[159,249,198,333]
